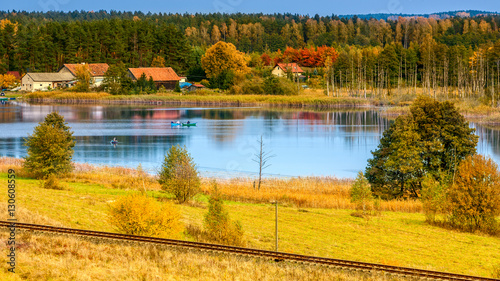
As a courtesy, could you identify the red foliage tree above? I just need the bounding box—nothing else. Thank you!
[260,53,271,66]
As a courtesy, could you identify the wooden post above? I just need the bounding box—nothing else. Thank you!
[275,200,278,252]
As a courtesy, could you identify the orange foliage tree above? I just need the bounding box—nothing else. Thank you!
[274,46,338,67]
[448,154,500,233]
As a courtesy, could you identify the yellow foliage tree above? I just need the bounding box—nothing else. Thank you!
[1,74,18,89]
[74,64,94,92]
[201,41,249,79]
[108,193,184,238]
[151,56,166,67]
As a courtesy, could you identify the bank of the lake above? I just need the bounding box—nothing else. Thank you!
[22,91,370,108]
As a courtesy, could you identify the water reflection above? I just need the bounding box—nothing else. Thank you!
[0,102,397,177]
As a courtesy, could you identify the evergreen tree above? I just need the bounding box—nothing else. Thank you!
[158,145,200,203]
[23,112,76,179]
[366,96,478,199]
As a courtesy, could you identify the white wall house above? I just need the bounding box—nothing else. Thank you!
[58,63,109,88]
[272,63,304,78]
[21,73,75,92]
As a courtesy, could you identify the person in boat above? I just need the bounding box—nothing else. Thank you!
[187,120,191,124]
[112,137,118,143]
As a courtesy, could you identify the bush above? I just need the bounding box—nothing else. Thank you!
[159,145,200,203]
[421,174,448,223]
[204,182,244,246]
[23,112,75,179]
[108,193,183,238]
[349,171,373,215]
[40,174,64,190]
[447,155,500,233]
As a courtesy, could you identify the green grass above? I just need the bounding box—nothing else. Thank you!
[1,173,499,278]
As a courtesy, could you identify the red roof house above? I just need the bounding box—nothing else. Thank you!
[127,67,181,90]
[272,63,304,77]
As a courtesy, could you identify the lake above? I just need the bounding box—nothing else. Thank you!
[0,101,498,178]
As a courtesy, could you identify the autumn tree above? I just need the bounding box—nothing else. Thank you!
[158,145,200,203]
[108,193,183,238]
[201,41,249,89]
[151,55,166,67]
[23,112,75,179]
[448,155,500,233]
[0,74,17,89]
[366,96,478,199]
[73,64,94,92]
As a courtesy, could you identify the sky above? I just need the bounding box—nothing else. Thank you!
[2,0,499,16]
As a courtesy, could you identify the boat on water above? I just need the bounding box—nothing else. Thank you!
[171,121,181,127]
[182,122,197,127]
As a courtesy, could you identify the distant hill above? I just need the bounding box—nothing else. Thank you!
[339,10,500,20]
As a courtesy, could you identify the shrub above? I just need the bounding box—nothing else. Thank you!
[159,145,200,203]
[421,174,448,223]
[23,112,75,179]
[447,155,500,233]
[204,182,244,246]
[349,171,373,215]
[108,193,183,238]
[40,174,64,190]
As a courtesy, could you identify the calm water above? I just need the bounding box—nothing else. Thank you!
[0,102,498,178]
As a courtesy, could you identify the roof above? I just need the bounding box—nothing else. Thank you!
[61,63,109,77]
[191,84,205,88]
[25,72,75,82]
[128,67,180,82]
[6,71,21,80]
[275,63,304,73]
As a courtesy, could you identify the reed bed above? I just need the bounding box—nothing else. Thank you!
[201,177,422,213]
[23,91,369,108]
[1,157,422,213]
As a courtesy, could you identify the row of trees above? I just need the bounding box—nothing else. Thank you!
[4,11,497,52]
[365,96,500,233]
[1,13,500,88]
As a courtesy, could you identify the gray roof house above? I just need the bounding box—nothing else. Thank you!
[21,73,75,92]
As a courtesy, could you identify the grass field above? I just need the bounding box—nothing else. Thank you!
[0,171,498,278]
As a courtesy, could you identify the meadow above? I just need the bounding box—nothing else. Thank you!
[0,158,499,279]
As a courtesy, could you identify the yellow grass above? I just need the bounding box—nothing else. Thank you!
[202,177,422,212]
[0,230,410,281]
[0,157,421,213]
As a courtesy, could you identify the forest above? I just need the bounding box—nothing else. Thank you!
[1,10,500,99]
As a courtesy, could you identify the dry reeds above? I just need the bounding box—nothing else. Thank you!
[0,157,422,212]
[201,177,422,213]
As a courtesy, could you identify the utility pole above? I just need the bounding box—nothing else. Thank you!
[275,200,278,252]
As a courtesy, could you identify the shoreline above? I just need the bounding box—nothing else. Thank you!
[12,91,500,125]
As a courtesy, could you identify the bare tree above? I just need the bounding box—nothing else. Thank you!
[253,135,275,190]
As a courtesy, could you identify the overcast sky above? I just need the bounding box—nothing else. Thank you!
[3,0,499,16]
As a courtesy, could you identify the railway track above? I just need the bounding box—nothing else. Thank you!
[0,221,497,281]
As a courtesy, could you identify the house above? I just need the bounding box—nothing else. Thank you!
[58,63,109,87]
[6,71,21,80]
[21,73,75,92]
[187,84,206,92]
[272,63,304,78]
[127,67,180,90]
